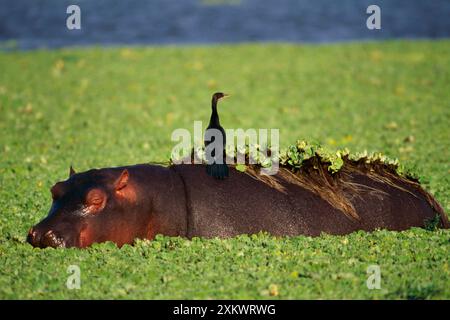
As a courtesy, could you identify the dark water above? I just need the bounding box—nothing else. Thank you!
[0,0,449,49]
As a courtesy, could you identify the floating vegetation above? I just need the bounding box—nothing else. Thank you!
[170,139,441,220]
[171,139,418,180]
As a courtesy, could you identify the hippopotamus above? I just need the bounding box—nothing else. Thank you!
[27,162,449,248]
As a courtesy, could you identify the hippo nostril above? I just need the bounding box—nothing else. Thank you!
[44,230,54,238]
[27,227,40,247]
[40,230,66,248]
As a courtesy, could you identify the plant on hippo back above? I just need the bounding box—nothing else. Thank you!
[174,139,419,179]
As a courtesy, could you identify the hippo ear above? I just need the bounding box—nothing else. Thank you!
[69,165,76,177]
[115,169,129,191]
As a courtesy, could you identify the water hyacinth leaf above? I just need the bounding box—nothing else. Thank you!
[328,157,344,173]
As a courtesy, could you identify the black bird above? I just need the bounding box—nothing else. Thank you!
[204,92,229,180]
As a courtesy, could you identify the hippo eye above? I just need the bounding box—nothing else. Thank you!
[90,196,103,205]
[86,190,104,204]
[84,188,107,214]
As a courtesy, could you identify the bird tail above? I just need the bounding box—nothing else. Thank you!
[206,163,229,180]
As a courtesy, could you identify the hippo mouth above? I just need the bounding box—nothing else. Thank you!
[27,228,67,248]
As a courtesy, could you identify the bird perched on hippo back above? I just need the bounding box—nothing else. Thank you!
[204,92,230,180]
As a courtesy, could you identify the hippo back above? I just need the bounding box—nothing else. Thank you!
[171,164,446,238]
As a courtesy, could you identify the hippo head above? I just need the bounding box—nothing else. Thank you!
[27,166,146,248]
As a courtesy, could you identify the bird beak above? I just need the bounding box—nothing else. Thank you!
[222,94,230,99]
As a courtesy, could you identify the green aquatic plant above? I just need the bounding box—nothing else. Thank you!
[172,139,411,178]
[279,140,406,175]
